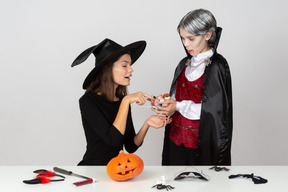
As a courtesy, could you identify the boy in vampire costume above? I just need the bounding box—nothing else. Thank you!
[153,9,233,165]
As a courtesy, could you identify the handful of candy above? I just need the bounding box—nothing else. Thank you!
[151,93,170,111]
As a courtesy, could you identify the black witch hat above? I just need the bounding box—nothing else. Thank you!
[72,38,146,89]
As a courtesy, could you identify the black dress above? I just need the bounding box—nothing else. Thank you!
[78,91,139,165]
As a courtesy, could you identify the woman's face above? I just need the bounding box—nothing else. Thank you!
[179,27,211,56]
[112,54,133,88]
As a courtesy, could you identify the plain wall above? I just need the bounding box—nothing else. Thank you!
[0,0,287,165]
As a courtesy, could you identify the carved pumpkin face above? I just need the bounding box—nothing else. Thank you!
[106,150,144,181]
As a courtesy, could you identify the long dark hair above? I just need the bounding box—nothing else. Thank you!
[85,54,129,102]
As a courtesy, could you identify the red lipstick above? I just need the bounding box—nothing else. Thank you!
[188,50,194,54]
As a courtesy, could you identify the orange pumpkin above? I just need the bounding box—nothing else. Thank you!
[106,150,144,181]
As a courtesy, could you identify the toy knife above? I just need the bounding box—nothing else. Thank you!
[53,167,90,180]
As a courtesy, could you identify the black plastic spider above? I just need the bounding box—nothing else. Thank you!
[152,184,175,190]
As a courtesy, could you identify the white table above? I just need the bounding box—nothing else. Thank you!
[0,166,286,192]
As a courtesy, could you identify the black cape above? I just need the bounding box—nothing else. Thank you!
[162,27,233,165]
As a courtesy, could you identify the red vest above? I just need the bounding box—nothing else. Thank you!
[170,68,204,148]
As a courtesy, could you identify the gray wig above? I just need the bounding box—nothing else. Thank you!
[177,9,217,48]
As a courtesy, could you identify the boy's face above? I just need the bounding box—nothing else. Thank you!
[179,27,211,56]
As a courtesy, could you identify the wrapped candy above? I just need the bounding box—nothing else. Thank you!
[163,93,170,100]
[151,94,170,110]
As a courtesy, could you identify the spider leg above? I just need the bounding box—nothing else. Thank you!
[152,184,158,188]
[157,184,166,189]
[166,185,175,190]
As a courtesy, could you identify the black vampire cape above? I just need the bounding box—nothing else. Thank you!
[162,27,233,165]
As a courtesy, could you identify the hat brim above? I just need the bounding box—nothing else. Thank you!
[82,41,146,89]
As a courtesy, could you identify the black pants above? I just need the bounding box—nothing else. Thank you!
[166,139,198,165]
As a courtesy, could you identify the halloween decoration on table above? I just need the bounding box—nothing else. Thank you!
[73,178,96,187]
[173,167,209,182]
[23,169,65,184]
[209,166,230,172]
[152,184,175,190]
[152,176,175,190]
[53,167,90,179]
[106,150,144,181]
[174,171,209,181]
[228,173,268,184]
[53,167,96,186]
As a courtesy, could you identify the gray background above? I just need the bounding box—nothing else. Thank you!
[1,0,287,165]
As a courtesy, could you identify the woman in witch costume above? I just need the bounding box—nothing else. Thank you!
[153,9,233,165]
[72,39,171,165]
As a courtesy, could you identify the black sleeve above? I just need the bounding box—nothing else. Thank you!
[80,96,124,148]
[124,107,139,153]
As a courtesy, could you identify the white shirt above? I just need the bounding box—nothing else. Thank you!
[171,49,214,120]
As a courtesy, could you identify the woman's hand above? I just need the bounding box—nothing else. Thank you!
[123,92,153,105]
[145,115,172,128]
[151,98,177,117]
